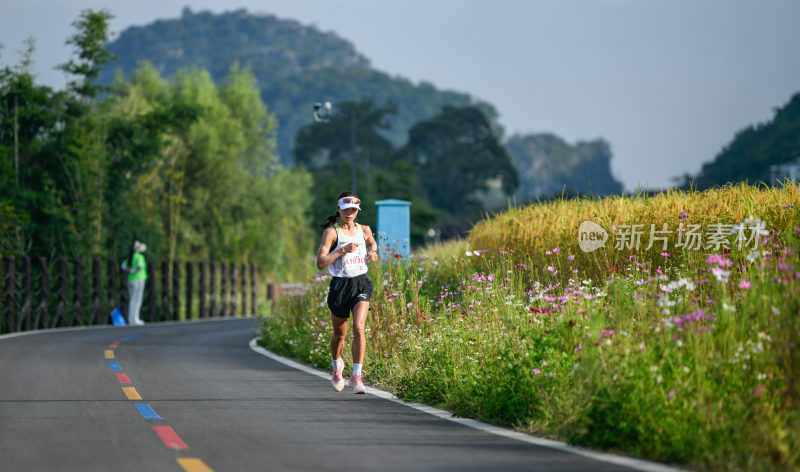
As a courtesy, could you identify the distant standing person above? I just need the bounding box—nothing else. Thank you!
[122,240,148,326]
[316,192,379,394]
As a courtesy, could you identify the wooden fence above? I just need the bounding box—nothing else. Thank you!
[0,257,259,335]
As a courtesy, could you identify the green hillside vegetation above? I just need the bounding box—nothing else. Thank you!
[100,8,500,166]
[97,7,624,239]
[680,92,800,189]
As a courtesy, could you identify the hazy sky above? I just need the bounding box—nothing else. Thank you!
[2,0,799,189]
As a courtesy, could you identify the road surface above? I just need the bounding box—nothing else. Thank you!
[0,318,662,471]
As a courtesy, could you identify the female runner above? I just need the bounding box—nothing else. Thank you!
[316,191,379,393]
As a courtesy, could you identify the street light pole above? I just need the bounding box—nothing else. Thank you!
[349,111,357,195]
[314,101,357,194]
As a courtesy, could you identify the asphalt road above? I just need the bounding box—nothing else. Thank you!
[0,318,654,472]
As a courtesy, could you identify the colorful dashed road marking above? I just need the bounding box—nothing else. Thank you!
[107,326,214,470]
[122,387,141,400]
[135,403,163,421]
[153,425,189,450]
[177,458,214,472]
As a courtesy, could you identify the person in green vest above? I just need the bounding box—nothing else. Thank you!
[121,240,148,326]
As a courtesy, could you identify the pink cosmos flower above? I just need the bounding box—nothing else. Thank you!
[567,255,575,261]
[668,389,677,399]
[533,368,542,375]
[661,252,670,258]
[705,254,733,267]
[738,280,751,290]
[679,211,688,220]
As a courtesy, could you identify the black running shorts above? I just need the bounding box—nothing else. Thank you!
[327,274,373,318]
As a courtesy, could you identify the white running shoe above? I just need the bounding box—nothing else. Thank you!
[348,374,366,394]
[331,359,345,392]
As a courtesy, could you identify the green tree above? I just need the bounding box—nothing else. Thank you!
[396,106,518,226]
[116,62,314,280]
[293,99,439,246]
[679,92,800,189]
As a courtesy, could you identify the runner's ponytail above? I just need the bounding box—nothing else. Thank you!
[319,213,338,229]
[319,191,358,229]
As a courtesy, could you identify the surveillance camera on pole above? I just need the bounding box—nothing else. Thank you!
[312,101,332,123]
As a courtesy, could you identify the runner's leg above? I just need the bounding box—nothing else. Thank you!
[351,301,368,364]
[330,314,348,360]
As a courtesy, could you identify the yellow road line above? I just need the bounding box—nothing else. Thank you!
[177,458,214,472]
[122,387,142,400]
[105,350,115,359]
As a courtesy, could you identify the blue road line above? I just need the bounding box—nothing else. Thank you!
[121,334,142,341]
[108,361,122,371]
[134,403,162,420]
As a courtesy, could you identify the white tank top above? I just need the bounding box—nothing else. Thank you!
[328,223,369,278]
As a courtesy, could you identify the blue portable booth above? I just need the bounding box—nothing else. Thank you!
[375,199,411,259]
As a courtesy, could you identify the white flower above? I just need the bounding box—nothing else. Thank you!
[722,302,735,312]
[711,267,731,283]
[465,250,474,257]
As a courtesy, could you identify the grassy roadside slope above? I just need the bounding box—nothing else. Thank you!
[260,183,799,471]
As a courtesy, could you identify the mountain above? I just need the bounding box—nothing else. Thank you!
[680,92,800,189]
[506,133,624,201]
[100,8,499,165]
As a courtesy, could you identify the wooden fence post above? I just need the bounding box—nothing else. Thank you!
[209,262,217,317]
[145,264,155,323]
[230,262,238,317]
[172,261,180,321]
[185,261,193,320]
[250,262,257,316]
[239,262,247,316]
[219,262,228,317]
[19,257,32,332]
[90,258,102,325]
[118,258,128,320]
[160,261,169,323]
[107,260,118,323]
[198,262,207,318]
[2,257,16,333]
[72,259,83,326]
[52,258,68,328]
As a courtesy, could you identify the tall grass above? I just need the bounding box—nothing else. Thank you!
[259,183,799,471]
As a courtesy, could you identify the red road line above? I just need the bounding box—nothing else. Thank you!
[115,373,131,384]
[108,341,121,348]
[153,426,189,450]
